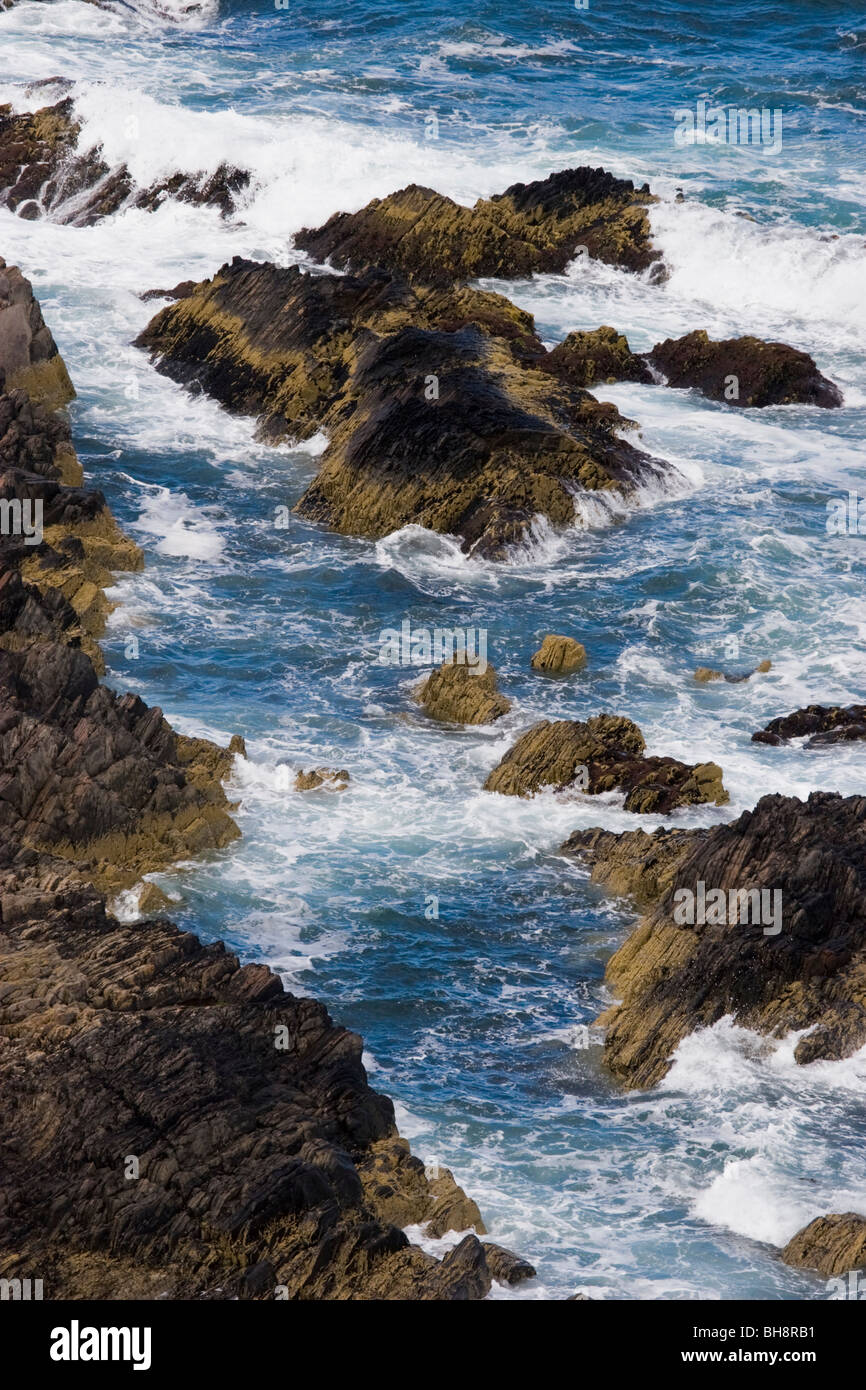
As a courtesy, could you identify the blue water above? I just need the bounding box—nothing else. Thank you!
[2,0,866,1299]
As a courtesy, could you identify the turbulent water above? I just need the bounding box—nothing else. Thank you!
[3,0,865,1299]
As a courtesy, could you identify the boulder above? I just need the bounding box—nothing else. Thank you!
[530,633,586,675]
[647,329,842,408]
[694,658,771,683]
[484,715,727,813]
[416,660,510,724]
[541,326,653,388]
[294,767,350,791]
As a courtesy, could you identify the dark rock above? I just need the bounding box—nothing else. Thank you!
[647,329,842,408]
[752,703,866,747]
[541,326,654,388]
[295,168,662,283]
[140,280,198,303]
[566,792,866,1087]
[0,99,250,227]
[484,716,727,813]
[0,258,75,408]
[482,1243,537,1285]
[136,257,678,559]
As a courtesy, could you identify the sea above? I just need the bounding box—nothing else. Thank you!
[2,0,865,1299]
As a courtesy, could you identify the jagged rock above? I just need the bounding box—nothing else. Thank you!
[484,716,727,813]
[530,633,586,675]
[357,1137,485,1237]
[416,661,510,724]
[752,703,866,747]
[782,1214,866,1278]
[482,1243,537,1286]
[294,767,350,791]
[0,259,75,408]
[0,273,506,1301]
[295,168,662,282]
[0,99,250,227]
[647,329,842,408]
[541,326,653,388]
[136,257,676,559]
[0,850,497,1300]
[694,659,771,683]
[561,824,702,908]
[135,881,174,915]
[566,791,866,1087]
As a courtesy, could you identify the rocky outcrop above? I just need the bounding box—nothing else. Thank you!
[0,268,509,1300]
[295,168,662,282]
[0,258,75,408]
[484,715,727,812]
[136,257,676,559]
[564,791,866,1087]
[294,767,350,791]
[647,330,842,408]
[781,1215,866,1278]
[694,659,771,683]
[0,98,249,226]
[541,326,653,388]
[415,661,510,725]
[530,633,586,675]
[752,703,866,747]
[0,846,512,1300]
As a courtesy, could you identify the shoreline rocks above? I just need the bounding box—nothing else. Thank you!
[136,256,677,559]
[782,1214,866,1279]
[485,715,727,813]
[0,266,508,1300]
[0,258,75,409]
[563,791,866,1088]
[647,329,842,408]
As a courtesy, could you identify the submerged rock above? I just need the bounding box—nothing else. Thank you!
[530,633,587,675]
[294,767,350,791]
[484,715,727,812]
[295,168,662,282]
[782,1214,866,1279]
[647,329,842,408]
[694,659,771,683]
[752,703,866,747]
[416,660,511,725]
[137,257,676,559]
[566,791,866,1087]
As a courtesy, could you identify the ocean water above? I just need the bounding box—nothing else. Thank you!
[2,0,865,1299]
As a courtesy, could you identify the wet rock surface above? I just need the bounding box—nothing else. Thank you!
[0,257,75,408]
[0,98,250,228]
[484,715,727,813]
[136,256,676,559]
[752,703,866,747]
[565,791,866,1087]
[647,329,842,408]
[295,168,662,282]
